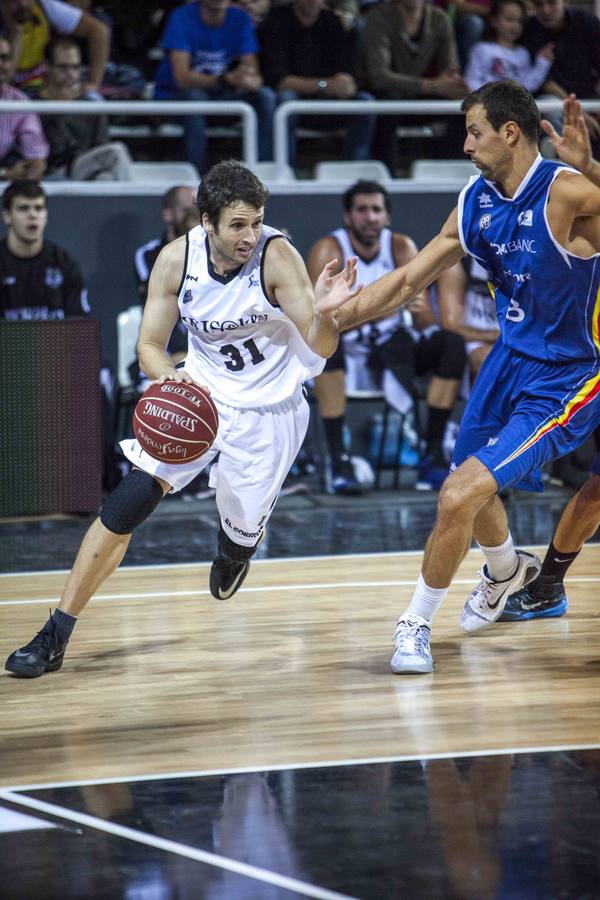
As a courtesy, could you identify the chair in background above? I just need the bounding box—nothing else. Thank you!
[128,161,201,183]
[251,162,296,181]
[409,159,478,181]
[115,304,143,441]
[313,160,392,182]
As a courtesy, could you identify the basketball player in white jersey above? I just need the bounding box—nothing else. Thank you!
[5,159,358,678]
[307,180,466,492]
[437,257,500,383]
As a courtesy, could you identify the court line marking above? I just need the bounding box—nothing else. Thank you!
[0,791,357,900]
[2,574,600,607]
[4,743,600,793]
[5,543,597,578]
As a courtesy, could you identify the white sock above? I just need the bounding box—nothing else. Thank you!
[478,533,519,582]
[403,574,447,624]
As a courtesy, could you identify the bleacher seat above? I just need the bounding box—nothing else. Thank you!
[313,160,392,182]
[129,161,200,183]
[251,162,296,181]
[409,159,478,181]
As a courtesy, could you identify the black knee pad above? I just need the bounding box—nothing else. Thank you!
[100,470,163,535]
[438,330,467,380]
[218,526,260,561]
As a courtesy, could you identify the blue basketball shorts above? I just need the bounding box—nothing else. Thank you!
[452,341,600,492]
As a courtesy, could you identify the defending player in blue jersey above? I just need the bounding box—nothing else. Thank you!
[330,82,600,673]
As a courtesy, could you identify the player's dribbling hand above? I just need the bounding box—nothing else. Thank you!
[153,370,210,394]
[541,94,593,175]
[314,256,361,314]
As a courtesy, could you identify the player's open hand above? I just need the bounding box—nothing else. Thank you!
[314,257,361,315]
[541,95,593,175]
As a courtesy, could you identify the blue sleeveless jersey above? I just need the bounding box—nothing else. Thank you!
[458,155,600,364]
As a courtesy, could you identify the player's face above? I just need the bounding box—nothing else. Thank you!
[492,2,524,43]
[204,202,264,271]
[464,105,509,181]
[532,0,565,29]
[343,192,390,248]
[167,187,197,233]
[3,196,48,244]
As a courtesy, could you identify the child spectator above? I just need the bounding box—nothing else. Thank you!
[464,0,553,93]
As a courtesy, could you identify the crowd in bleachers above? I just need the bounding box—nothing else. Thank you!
[0,0,598,179]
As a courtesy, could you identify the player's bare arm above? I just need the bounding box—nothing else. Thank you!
[306,236,343,286]
[265,238,357,358]
[392,234,436,331]
[335,208,465,332]
[137,237,194,385]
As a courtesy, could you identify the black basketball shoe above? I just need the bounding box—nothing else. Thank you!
[209,556,250,601]
[5,613,68,678]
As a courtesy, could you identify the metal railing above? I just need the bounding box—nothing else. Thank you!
[0,99,258,170]
[273,98,600,179]
[2,96,600,182]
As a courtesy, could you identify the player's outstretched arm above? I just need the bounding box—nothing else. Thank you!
[334,208,464,333]
[266,238,357,357]
[137,238,194,385]
[542,95,600,190]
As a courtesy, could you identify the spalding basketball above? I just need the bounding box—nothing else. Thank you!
[133,380,218,464]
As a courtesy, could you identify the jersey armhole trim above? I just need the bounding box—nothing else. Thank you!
[260,234,286,308]
[176,233,190,298]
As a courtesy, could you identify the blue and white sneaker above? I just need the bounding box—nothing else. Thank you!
[330,454,364,495]
[415,456,448,491]
[500,582,568,621]
[461,549,542,633]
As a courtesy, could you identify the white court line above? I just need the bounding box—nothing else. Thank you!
[2,574,600,608]
[2,543,585,578]
[5,742,600,793]
[0,791,357,900]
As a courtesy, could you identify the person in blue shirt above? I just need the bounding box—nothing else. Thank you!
[326,83,600,674]
[154,0,275,174]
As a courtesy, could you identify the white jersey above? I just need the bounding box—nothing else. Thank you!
[179,224,324,408]
[332,227,408,345]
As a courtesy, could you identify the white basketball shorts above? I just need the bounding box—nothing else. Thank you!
[120,388,310,547]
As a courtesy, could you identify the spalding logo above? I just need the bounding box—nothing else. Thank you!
[143,401,197,432]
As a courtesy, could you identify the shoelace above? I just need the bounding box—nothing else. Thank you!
[25,613,59,652]
[394,620,430,655]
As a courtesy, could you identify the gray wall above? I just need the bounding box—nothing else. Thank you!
[6,189,457,371]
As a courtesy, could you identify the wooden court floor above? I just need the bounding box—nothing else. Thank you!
[1,546,600,790]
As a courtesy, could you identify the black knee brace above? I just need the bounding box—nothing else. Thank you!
[437,330,467,380]
[218,526,260,562]
[100,470,163,535]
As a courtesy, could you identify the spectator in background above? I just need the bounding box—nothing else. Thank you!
[522,0,600,152]
[37,37,132,179]
[436,258,499,384]
[134,184,197,379]
[258,0,376,169]
[153,0,275,175]
[363,0,468,171]
[0,0,110,96]
[0,35,48,180]
[232,0,270,26]
[464,0,554,93]
[307,180,466,492]
[433,0,490,72]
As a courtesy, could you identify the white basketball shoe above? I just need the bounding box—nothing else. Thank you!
[460,550,542,633]
[391,614,434,674]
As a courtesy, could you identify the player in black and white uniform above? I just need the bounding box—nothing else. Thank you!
[6,160,358,678]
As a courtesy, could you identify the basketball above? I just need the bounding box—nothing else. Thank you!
[133,380,218,465]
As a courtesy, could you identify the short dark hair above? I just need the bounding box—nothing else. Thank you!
[196,160,268,226]
[45,36,80,66]
[2,180,46,211]
[343,180,391,213]
[461,80,541,144]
